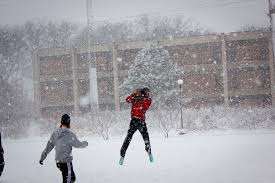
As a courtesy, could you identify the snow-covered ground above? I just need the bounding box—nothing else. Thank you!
[2,130,275,183]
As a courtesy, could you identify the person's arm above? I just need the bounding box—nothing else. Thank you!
[126,94,133,103]
[126,89,145,103]
[70,133,88,148]
[0,133,3,154]
[126,93,137,103]
[142,97,152,111]
[39,133,55,164]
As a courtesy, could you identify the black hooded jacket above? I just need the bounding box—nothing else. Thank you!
[0,132,4,163]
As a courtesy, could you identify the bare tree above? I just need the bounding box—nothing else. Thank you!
[154,110,178,138]
[0,26,27,132]
[72,14,209,46]
[0,21,78,137]
[92,111,117,140]
[238,25,269,32]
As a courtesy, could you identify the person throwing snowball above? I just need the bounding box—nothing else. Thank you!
[119,87,153,165]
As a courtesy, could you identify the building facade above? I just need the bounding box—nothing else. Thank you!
[32,31,275,119]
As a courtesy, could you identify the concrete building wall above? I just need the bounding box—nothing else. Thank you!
[33,31,274,119]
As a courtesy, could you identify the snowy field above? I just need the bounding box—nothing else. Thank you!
[2,130,275,183]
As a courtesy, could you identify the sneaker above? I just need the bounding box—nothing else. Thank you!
[148,153,154,163]
[119,156,124,165]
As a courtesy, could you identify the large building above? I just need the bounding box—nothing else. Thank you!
[32,31,275,119]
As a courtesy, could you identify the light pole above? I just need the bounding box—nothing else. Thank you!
[177,79,183,129]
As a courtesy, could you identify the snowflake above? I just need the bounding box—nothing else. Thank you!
[255,79,261,86]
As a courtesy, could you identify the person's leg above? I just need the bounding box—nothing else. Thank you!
[120,118,138,157]
[138,121,152,154]
[57,163,68,183]
[57,162,76,183]
[67,162,76,183]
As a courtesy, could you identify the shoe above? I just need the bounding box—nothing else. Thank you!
[119,156,124,165]
[148,153,154,163]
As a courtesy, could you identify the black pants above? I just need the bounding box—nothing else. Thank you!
[120,118,151,157]
[56,162,76,183]
[0,153,4,177]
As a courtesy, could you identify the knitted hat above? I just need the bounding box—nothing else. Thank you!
[143,87,150,93]
[141,87,150,97]
[61,114,70,125]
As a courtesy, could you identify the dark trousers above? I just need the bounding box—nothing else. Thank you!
[120,118,152,157]
[56,162,76,183]
[0,154,4,176]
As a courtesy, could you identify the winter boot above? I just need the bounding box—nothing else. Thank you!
[148,152,153,163]
[119,156,124,165]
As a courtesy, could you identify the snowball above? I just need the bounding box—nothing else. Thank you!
[255,79,261,86]
[80,95,90,106]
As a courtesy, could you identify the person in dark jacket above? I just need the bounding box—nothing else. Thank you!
[39,114,88,183]
[0,132,4,177]
[119,87,153,165]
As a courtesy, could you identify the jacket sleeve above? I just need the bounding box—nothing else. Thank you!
[40,133,55,162]
[0,133,3,154]
[70,133,88,148]
[142,97,152,111]
[126,93,136,103]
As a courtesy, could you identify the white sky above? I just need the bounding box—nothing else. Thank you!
[0,0,270,33]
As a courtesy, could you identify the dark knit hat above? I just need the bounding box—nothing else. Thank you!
[143,87,150,93]
[141,87,150,97]
[61,114,70,125]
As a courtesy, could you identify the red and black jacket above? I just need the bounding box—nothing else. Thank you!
[126,93,152,121]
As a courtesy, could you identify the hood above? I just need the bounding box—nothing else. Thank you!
[56,127,70,139]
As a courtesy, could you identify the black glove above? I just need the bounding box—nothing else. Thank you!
[39,160,43,165]
[83,141,88,147]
